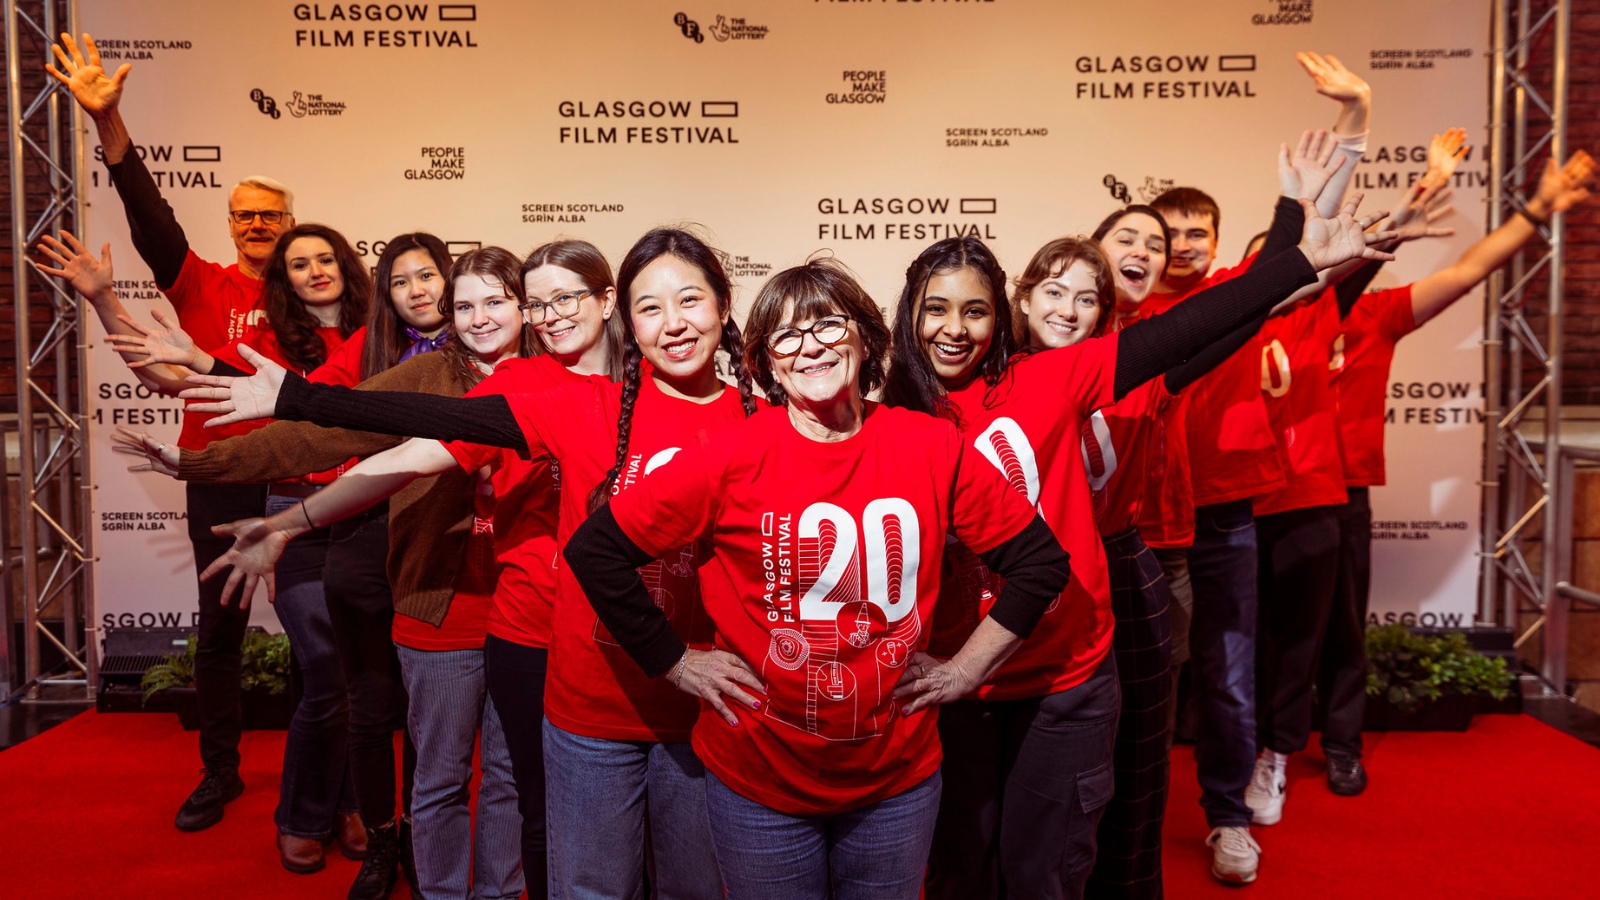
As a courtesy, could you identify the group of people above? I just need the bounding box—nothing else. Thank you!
[42,32,1596,900]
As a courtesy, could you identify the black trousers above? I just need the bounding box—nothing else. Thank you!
[927,653,1120,900]
[484,634,549,899]
[1087,528,1172,900]
[1255,505,1341,755]
[187,481,269,773]
[323,503,414,826]
[1321,488,1371,756]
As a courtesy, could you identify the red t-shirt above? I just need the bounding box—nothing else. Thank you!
[166,250,266,353]
[1120,297,1195,548]
[176,325,348,453]
[506,374,752,743]
[392,490,497,651]
[1253,292,1349,516]
[1333,285,1417,488]
[309,326,367,388]
[930,335,1119,702]
[610,403,1036,816]
[1089,377,1175,539]
[1156,258,1288,507]
[444,355,587,649]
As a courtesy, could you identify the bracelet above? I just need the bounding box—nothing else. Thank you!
[1519,208,1550,227]
[672,651,690,688]
[299,501,317,531]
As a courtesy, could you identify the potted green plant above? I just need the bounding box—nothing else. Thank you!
[141,631,295,730]
[1364,625,1517,731]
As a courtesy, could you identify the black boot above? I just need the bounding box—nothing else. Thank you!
[399,817,421,897]
[347,821,401,900]
[175,767,244,832]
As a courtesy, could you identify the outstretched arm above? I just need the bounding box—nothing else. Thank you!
[1296,51,1371,217]
[199,438,458,608]
[1410,150,1596,327]
[179,346,530,452]
[48,32,189,289]
[1114,194,1396,400]
[34,231,193,395]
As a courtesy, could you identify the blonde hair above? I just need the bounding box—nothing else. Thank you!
[232,175,295,214]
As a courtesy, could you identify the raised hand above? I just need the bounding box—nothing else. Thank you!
[1385,182,1457,244]
[110,426,180,477]
[1278,129,1347,202]
[893,651,981,714]
[1296,51,1371,106]
[669,648,766,726]
[199,517,293,609]
[34,230,113,300]
[1424,128,1471,189]
[44,33,130,119]
[179,345,285,426]
[1298,193,1398,270]
[1528,149,1597,219]
[105,308,203,369]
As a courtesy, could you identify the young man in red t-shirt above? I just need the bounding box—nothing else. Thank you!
[1314,148,1597,806]
[1144,53,1373,884]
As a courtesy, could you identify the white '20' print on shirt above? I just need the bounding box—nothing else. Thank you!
[797,499,921,624]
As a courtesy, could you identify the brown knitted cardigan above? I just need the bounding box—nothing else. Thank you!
[178,351,475,625]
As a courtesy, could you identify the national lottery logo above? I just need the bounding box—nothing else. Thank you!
[674,12,703,42]
[250,88,281,119]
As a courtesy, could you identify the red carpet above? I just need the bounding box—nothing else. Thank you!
[2,711,1597,898]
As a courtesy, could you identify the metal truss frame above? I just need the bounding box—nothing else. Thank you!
[4,0,96,701]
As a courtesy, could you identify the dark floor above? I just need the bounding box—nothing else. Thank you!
[0,682,94,751]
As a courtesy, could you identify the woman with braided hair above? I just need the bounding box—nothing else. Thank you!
[184,227,761,898]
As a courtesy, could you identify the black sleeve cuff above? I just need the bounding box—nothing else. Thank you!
[564,505,688,678]
[975,516,1071,639]
[277,373,528,454]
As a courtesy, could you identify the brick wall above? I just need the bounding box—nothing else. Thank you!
[1,0,78,416]
[1520,0,1600,404]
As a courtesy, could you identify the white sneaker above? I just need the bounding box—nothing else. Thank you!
[1207,825,1261,884]
[1245,749,1287,825]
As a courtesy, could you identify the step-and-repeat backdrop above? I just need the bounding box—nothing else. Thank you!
[77,0,1489,632]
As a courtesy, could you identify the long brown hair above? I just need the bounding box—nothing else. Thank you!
[521,239,627,381]
[260,223,370,372]
[437,247,539,391]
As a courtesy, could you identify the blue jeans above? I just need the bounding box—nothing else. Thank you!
[266,492,356,839]
[706,770,941,900]
[1185,498,1260,829]
[543,720,721,900]
[397,643,524,900]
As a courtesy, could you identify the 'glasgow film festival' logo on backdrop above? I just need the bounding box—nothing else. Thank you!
[816,195,999,242]
[293,3,479,48]
[1253,0,1312,26]
[1075,53,1257,101]
[674,12,703,42]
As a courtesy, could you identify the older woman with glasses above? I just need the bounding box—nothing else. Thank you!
[560,257,1073,899]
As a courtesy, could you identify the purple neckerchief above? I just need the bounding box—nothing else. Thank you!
[397,327,449,364]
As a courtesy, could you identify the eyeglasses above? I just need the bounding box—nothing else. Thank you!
[520,289,592,321]
[229,209,287,225]
[766,315,851,358]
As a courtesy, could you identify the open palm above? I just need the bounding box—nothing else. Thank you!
[45,33,130,118]
[34,230,112,299]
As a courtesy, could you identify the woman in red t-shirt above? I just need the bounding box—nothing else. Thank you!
[880,191,1390,899]
[185,228,761,899]
[561,257,1069,900]
[47,223,369,860]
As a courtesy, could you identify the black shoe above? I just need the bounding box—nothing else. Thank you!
[175,767,245,832]
[1327,753,1368,796]
[347,821,401,900]
[398,818,421,897]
